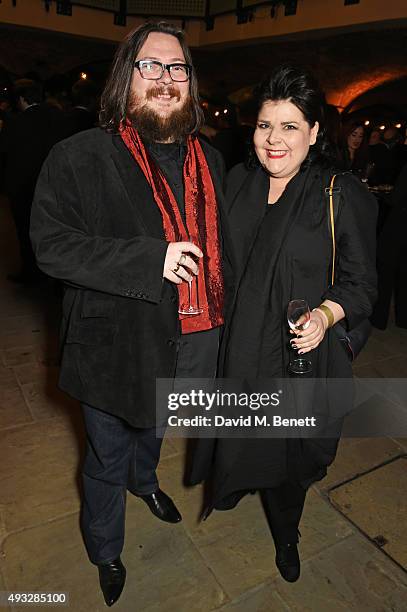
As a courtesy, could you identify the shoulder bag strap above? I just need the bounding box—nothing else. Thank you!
[328,174,337,286]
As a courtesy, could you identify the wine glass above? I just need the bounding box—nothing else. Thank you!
[178,235,203,316]
[287,299,312,375]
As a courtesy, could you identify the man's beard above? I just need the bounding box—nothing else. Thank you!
[127,85,195,143]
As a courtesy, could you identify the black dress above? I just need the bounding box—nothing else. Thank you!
[190,162,378,511]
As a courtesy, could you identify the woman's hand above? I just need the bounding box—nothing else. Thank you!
[290,309,328,354]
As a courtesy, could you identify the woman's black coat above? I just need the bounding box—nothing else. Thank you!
[189,163,378,509]
[30,128,234,427]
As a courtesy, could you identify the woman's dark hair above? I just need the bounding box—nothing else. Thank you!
[247,64,334,169]
[99,21,203,133]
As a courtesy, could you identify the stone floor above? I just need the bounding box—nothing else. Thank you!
[0,196,406,611]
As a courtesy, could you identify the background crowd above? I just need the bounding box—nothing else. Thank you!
[0,72,406,330]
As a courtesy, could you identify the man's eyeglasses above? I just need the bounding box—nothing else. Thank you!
[134,60,191,82]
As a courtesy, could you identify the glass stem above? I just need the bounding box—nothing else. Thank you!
[188,279,192,308]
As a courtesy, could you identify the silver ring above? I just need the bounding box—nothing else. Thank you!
[179,254,187,265]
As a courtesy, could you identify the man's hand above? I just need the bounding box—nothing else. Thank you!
[163,242,203,284]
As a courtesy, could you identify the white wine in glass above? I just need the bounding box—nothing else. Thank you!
[287,299,312,375]
[178,236,203,316]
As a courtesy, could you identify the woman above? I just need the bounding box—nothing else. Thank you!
[340,120,370,177]
[190,65,377,583]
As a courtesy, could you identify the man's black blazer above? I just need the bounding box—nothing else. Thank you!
[30,127,234,427]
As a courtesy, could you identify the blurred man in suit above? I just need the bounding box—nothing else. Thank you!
[65,78,98,135]
[1,79,68,282]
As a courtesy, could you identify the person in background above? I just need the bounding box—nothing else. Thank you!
[369,129,382,146]
[371,162,407,329]
[0,89,13,191]
[324,104,342,166]
[0,90,12,133]
[368,128,391,185]
[212,105,247,170]
[383,126,402,150]
[1,79,68,283]
[198,106,218,144]
[382,126,407,183]
[43,74,70,112]
[340,120,370,178]
[65,78,98,135]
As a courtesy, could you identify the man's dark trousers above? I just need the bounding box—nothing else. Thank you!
[81,327,220,564]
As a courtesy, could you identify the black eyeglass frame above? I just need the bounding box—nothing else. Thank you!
[133,60,192,82]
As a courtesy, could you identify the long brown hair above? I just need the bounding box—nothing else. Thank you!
[341,120,369,173]
[99,21,203,134]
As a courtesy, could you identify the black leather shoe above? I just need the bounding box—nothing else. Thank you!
[138,489,182,523]
[275,543,300,582]
[98,558,126,607]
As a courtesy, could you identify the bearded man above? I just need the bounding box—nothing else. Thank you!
[30,22,232,607]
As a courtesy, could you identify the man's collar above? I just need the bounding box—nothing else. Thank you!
[147,140,187,148]
[147,139,187,161]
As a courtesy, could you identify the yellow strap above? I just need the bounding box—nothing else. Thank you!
[329,174,337,286]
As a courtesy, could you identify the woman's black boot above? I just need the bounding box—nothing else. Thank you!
[275,541,300,582]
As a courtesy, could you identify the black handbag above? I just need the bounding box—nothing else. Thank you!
[326,174,372,361]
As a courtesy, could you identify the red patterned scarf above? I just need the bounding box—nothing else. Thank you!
[120,124,224,333]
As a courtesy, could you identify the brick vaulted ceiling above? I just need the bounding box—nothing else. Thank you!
[0,22,406,113]
[192,26,407,112]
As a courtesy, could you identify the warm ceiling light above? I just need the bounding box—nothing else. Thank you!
[223,109,228,114]
[379,125,386,130]
[215,111,220,117]
[80,72,88,80]
[364,120,370,126]
[395,123,402,128]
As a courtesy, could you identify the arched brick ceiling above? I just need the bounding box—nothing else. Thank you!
[327,70,406,110]
[192,26,407,111]
[343,76,407,115]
